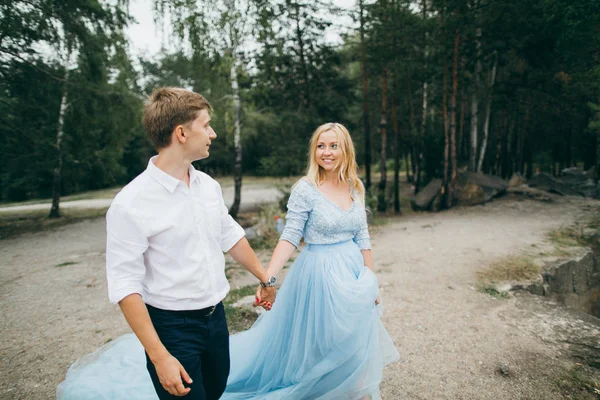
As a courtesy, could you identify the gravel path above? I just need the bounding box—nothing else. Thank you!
[0,185,283,213]
[0,195,598,399]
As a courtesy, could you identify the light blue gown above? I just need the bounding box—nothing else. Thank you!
[56,179,399,400]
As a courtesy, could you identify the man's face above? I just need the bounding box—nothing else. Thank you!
[185,109,217,161]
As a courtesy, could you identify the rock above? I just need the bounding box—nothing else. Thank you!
[411,179,443,211]
[496,363,511,377]
[508,173,524,187]
[527,172,581,196]
[576,179,598,198]
[585,166,596,180]
[507,185,553,202]
[561,167,590,184]
[454,172,508,206]
[542,250,600,317]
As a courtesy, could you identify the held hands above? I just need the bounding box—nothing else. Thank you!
[375,297,381,305]
[154,353,193,397]
[254,285,276,311]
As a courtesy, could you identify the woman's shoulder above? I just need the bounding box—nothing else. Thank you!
[293,177,314,190]
[290,177,315,198]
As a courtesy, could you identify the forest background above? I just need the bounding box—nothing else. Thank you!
[2,0,600,218]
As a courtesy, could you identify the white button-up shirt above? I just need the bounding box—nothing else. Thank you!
[105,157,245,311]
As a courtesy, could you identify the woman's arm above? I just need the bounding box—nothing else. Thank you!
[361,249,373,270]
[267,240,297,277]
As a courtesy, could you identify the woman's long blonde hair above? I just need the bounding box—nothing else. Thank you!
[303,122,365,201]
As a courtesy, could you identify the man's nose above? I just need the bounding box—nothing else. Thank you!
[210,128,217,139]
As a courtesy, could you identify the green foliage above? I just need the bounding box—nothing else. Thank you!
[3,0,600,207]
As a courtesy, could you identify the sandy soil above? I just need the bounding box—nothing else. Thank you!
[0,194,599,399]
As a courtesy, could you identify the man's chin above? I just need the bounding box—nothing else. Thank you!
[194,152,210,161]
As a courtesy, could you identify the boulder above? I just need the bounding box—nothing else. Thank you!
[454,172,508,206]
[577,179,600,198]
[561,167,590,185]
[506,185,553,202]
[508,172,524,187]
[411,179,443,211]
[527,172,581,196]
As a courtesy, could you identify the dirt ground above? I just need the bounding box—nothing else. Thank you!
[1,194,599,399]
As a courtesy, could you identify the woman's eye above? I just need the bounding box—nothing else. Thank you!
[317,144,324,148]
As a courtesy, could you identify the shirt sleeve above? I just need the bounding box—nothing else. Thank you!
[216,183,245,252]
[353,182,372,250]
[105,204,149,304]
[279,180,312,248]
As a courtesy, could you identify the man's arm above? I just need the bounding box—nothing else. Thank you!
[119,294,192,396]
[106,205,191,396]
[228,237,276,307]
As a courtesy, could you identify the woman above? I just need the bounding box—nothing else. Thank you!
[223,122,399,399]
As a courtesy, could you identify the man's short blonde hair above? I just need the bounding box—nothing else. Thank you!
[143,87,213,150]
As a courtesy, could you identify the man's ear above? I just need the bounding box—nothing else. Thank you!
[173,124,187,144]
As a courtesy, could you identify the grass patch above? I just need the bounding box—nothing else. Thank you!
[0,207,108,240]
[478,285,510,298]
[547,226,599,255]
[476,255,539,284]
[223,285,260,334]
[554,365,600,398]
[55,261,78,267]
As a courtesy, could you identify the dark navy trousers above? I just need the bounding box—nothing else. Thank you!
[145,302,230,400]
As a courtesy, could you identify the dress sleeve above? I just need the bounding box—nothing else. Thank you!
[353,182,372,250]
[279,180,313,248]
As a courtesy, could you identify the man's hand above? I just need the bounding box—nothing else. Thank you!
[254,285,276,311]
[154,353,193,396]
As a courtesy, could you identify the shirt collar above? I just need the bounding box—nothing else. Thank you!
[146,156,200,193]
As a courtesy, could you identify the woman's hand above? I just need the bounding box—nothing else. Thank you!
[254,285,276,311]
[375,297,381,305]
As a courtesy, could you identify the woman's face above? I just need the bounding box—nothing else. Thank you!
[315,130,342,172]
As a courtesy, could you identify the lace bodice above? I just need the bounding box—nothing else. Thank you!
[279,179,371,250]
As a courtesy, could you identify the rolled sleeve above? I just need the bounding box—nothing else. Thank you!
[216,183,245,252]
[105,204,148,304]
[279,181,312,248]
[220,204,245,252]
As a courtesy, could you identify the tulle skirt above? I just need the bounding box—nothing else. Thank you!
[56,240,399,399]
[222,240,399,399]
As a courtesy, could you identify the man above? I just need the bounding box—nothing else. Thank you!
[106,87,276,399]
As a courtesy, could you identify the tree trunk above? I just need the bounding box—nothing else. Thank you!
[470,27,481,172]
[477,51,498,172]
[443,56,450,202]
[391,97,401,214]
[458,96,465,160]
[229,56,243,219]
[49,69,70,219]
[495,109,507,176]
[596,95,600,183]
[377,67,388,212]
[519,98,532,176]
[359,0,371,192]
[293,3,310,109]
[449,29,460,208]
[417,0,427,193]
[407,79,418,187]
